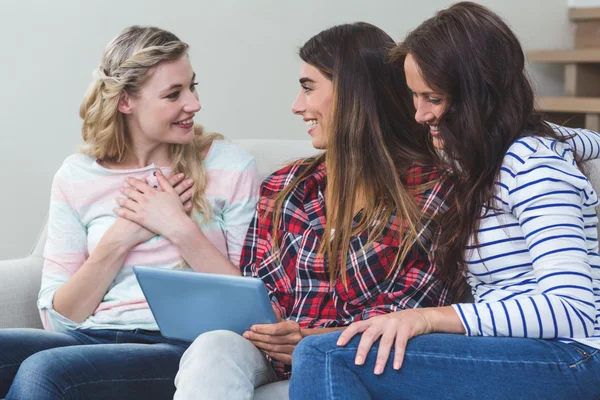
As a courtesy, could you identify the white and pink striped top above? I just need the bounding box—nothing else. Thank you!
[38,139,260,332]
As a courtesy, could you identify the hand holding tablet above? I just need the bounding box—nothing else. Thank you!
[134,266,277,342]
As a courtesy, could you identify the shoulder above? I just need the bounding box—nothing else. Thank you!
[503,135,591,194]
[503,135,575,173]
[204,139,256,171]
[53,153,96,181]
[260,158,322,197]
[403,163,442,186]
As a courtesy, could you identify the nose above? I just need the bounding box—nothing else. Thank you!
[414,98,433,124]
[291,91,305,115]
[184,90,202,113]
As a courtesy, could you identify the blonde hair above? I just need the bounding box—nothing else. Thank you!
[80,25,221,218]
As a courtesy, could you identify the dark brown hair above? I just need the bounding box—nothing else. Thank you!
[271,22,438,284]
[392,2,565,293]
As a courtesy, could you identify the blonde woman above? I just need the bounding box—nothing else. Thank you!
[0,26,259,399]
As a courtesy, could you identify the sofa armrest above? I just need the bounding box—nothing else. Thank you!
[0,255,44,329]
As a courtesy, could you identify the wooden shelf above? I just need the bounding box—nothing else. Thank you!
[570,8,600,21]
[527,49,600,63]
[536,97,600,113]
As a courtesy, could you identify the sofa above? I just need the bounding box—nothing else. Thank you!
[2,138,600,399]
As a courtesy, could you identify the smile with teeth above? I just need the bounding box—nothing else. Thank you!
[428,125,439,133]
[306,120,318,128]
[174,118,193,125]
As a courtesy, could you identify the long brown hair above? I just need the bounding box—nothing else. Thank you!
[392,2,565,292]
[271,22,438,284]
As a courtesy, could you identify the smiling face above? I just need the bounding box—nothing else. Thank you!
[291,62,334,150]
[404,53,448,150]
[119,55,201,149]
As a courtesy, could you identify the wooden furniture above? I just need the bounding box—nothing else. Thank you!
[528,8,600,130]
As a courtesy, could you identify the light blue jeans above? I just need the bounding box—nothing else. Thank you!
[289,332,600,400]
[174,330,280,400]
[0,328,189,399]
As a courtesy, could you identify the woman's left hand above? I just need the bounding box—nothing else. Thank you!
[115,169,193,238]
[336,308,434,375]
[243,307,302,365]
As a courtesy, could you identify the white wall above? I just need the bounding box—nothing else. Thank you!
[0,0,574,259]
[569,0,600,6]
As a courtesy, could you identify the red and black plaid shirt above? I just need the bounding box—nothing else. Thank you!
[239,160,453,379]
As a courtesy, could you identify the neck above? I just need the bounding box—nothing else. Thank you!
[121,124,172,168]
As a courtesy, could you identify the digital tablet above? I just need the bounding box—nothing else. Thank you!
[133,266,278,342]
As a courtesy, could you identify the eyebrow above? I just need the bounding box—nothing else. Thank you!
[299,77,316,85]
[160,73,196,95]
[406,86,440,97]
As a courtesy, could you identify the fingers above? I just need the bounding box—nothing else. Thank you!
[168,172,186,188]
[393,334,408,371]
[155,169,176,193]
[337,320,369,347]
[116,197,140,213]
[251,321,295,336]
[119,187,144,203]
[173,177,194,197]
[272,305,283,322]
[113,207,139,223]
[374,330,395,375]
[263,350,293,365]
[126,177,152,194]
[251,340,296,355]
[354,326,382,367]
[243,330,300,345]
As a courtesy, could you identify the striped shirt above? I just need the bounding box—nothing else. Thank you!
[38,139,260,332]
[453,125,600,349]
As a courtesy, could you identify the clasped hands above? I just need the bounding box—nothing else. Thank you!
[112,169,195,243]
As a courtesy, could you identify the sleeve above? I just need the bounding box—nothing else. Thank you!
[358,248,452,320]
[37,166,88,332]
[359,169,454,319]
[222,158,261,266]
[238,173,293,319]
[550,122,600,161]
[453,150,596,338]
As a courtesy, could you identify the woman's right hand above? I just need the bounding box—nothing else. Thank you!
[111,172,194,249]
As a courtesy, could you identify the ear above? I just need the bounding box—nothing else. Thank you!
[117,91,133,115]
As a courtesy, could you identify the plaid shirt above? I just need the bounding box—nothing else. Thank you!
[239,160,453,379]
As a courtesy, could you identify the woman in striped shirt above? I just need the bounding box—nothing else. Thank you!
[289,3,600,399]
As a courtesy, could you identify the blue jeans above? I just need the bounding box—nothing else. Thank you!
[289,332,600,400]
[0,328,190,399]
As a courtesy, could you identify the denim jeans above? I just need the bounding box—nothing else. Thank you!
[0,328,190,400]
[289,332,600,400]
[174,330,279,399]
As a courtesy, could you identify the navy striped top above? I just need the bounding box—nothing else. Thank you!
[453,125,600,349]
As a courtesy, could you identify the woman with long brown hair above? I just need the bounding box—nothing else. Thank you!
[169,22,453,398]
[290,3,600,399]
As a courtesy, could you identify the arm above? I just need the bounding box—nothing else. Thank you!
[453,149,596,338]
[116,161,260,276]
[40,167,153,328]
[549,122,600,161]
[43,169,191,327]
[170,159,260,274]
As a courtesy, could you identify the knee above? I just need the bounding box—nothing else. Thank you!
[185,330,244,356]
[180,330,248,366]
[292,332,341,369]
[9,351,69,399]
